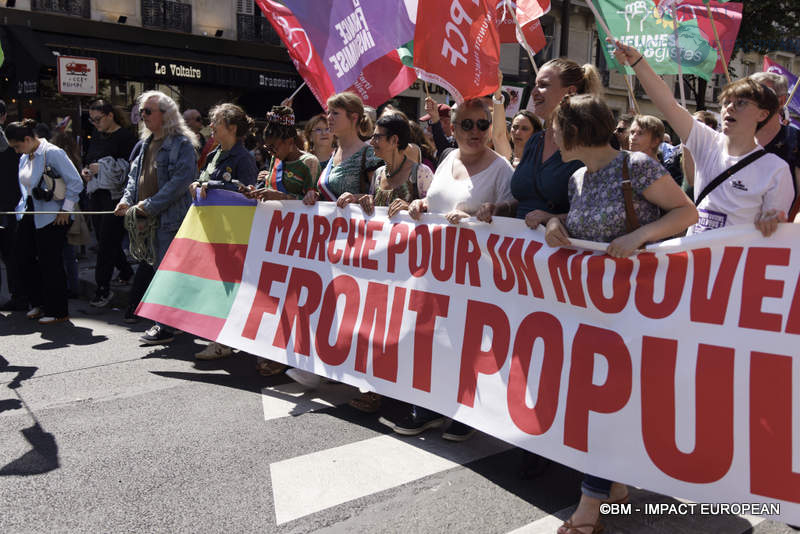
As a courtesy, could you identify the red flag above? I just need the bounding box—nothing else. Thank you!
[257,0,334,108]
[414,0,502,103]
[257,0,416,109]
[668,0,743,75]
[496,1,548,53]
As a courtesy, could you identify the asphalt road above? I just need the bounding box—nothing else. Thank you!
[1,277,799,533]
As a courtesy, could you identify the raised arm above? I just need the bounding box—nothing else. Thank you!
[611,40,695,142]
[492,71,512,159]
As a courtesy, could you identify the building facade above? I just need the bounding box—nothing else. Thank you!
[0,0,307,139]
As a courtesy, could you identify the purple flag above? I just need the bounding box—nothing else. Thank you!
[282,0,416,93]
[764,56,800,117]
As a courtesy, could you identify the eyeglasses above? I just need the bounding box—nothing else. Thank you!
[89,115,104,124]
[139,107,160,117]
[722,99,754,111]
[370,133,388,142]
[458,118,491,132]
[312,127,331,135]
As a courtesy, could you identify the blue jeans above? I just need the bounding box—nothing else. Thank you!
[582,475,612,500]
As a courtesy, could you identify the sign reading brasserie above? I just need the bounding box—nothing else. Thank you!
[57,56,98,96]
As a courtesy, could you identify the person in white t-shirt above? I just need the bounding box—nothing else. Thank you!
[612,40,793,237]
[408,98,515,224]
[382,98,513,442]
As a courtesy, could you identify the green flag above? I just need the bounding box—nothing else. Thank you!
[0,41,4,69]
[596,0,719,81]
[398,41,414,69]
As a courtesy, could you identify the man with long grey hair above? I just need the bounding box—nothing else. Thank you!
[114,90,199,343]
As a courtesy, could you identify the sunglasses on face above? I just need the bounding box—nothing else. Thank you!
[139,107,159,117]
[458,118,491,132]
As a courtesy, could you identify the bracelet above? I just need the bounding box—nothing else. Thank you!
[492,95,504,105]
[630,55,644,68]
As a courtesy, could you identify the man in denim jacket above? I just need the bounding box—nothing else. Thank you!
[115,91,199,343]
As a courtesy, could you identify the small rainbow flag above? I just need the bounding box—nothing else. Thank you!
[136,190,257,339]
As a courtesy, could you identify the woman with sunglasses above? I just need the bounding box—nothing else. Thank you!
[336,113,433,411]
[5,118,83,324]
[511,58,603,228]
[612,40,793,237]
[303,113,335,170]
[83,100,138,308]
[304,92,382,206]
[544,94,697,534]
[384,99,514,441]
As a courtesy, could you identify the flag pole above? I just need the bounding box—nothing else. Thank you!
[506,0,539,75]
[287,81,307,102]
[672,6,687,108]
[786,77,800,108]
[705,2,732,84]
[585,0,638,113]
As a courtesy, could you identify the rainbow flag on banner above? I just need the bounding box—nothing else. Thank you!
[136,190,257,339]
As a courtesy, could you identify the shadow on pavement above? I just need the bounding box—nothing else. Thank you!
[0,423,59,476]
[0,356,60,476]
[31,322,108,350]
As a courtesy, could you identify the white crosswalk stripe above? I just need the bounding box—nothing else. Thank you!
[270,431,514,525]
[260,381,359,421]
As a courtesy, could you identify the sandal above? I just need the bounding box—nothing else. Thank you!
[557,519,603,534]
[348,391,382,413]
[256,360,289,376]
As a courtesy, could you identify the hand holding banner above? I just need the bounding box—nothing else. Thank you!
[139,191,800,525]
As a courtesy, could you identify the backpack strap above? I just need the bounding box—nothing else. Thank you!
[695,149,768,207]
[621,152,641,232]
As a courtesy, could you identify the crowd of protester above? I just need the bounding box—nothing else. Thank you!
[1,40,799,534]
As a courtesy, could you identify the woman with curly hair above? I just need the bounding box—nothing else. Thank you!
[247,105,321,204]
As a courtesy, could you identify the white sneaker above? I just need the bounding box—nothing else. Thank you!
[195,342,233,360]
[285,368,321,388]
[26,307,42,319]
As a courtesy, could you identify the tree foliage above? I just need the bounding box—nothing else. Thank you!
[732,0,800,57]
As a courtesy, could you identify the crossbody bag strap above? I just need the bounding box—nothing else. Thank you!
[621,152,641,233]
[695,149,768,207]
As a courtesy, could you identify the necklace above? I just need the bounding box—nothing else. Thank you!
[386,155,407,179]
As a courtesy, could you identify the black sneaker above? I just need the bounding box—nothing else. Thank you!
[379,409,445,436]
[123,305,139,324]
[90,289,114,308]
[442,421,476,442]
[139,324,175,345]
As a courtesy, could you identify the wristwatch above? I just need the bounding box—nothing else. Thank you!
[492,94,504,105]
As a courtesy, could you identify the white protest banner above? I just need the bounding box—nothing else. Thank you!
[140,196,800,524]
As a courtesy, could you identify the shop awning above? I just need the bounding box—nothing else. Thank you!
[35,30,301,90]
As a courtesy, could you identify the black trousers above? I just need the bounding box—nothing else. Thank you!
[128,261,154,311]
[15,209,69,318]
[0,214,22,300]
[90,189,133,291]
